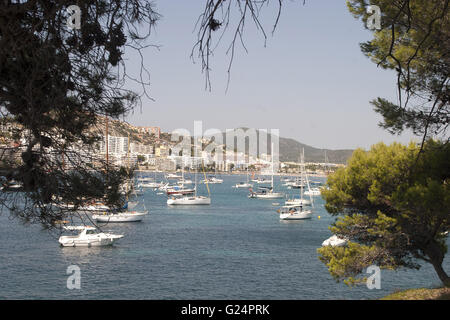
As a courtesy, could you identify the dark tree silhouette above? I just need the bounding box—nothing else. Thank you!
[0,0,159,229]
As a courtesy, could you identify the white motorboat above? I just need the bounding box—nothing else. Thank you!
[178,179,193,185]
[284,180,296,187]
[92,210,148,222]
[290,181,306,189]
[58,202,109,212]
[81,203,110,212]
[58,226,124,247]
[279,205,312,220]
[251,178,271,184]
[166,173,182,179]
[138,181,164,188]
[304,187,321,196]
[167,195,211,205]
[1,180,24,191]
[322,235,348,247]
[136,177,155,183]
[203,177,223,184]
[233,182,253,188]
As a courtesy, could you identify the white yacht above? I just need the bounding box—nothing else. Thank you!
[92,210,148,222]
[304,187,321,196]
[203,177,223,184]
[279,205,313,220]
[70,202,110,212]
[167,195,211,205]
[166,173,182,179]
[234,182,253,188]
[251,177,272,184]
[138,181,164,188]
[58,226,124,247]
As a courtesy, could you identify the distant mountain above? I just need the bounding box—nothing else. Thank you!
[217,128,354,164]
[278,136,354,163]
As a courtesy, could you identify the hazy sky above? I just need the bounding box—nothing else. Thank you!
[124,0,416,150]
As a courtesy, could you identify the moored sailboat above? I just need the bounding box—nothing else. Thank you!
[167,165,211,205]
[248,143,283,199]
[279,204,312,220]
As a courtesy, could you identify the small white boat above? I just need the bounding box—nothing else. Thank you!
[279,205,312,220]
[81,203,110,212]
[249,187,284,199]
[167,195,211,205]
[166,173,182,179]
[322,235,348,247]
[138,181,164,188]
[58,226,124,247]
[251,178,271,184]
[58,202,110,212]
[1,180,24,191]
[233,182,253,188]
[202,177,223,184]
[285,198,312,206]
[178,179,193,185]
[92,210,148,222]
[136,177,155,183]
[304,187,321,196]
[290,181,306,189]
[233,169,252,188]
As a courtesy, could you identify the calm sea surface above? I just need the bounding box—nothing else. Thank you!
[1,174,448,299]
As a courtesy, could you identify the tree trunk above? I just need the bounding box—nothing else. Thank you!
[430,259,450,287]
[425,241,450,287]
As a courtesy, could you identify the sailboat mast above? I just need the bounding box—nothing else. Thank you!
[246,167,249,183]
[304,148,313,207]
[126,132,130,199]
[300,149,304,202]
[105,116,109,169]
[271,142,274,189]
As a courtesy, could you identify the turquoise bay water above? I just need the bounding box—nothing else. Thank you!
[0,174,448,299]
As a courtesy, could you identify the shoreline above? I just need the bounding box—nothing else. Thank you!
[135,170,329,178]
